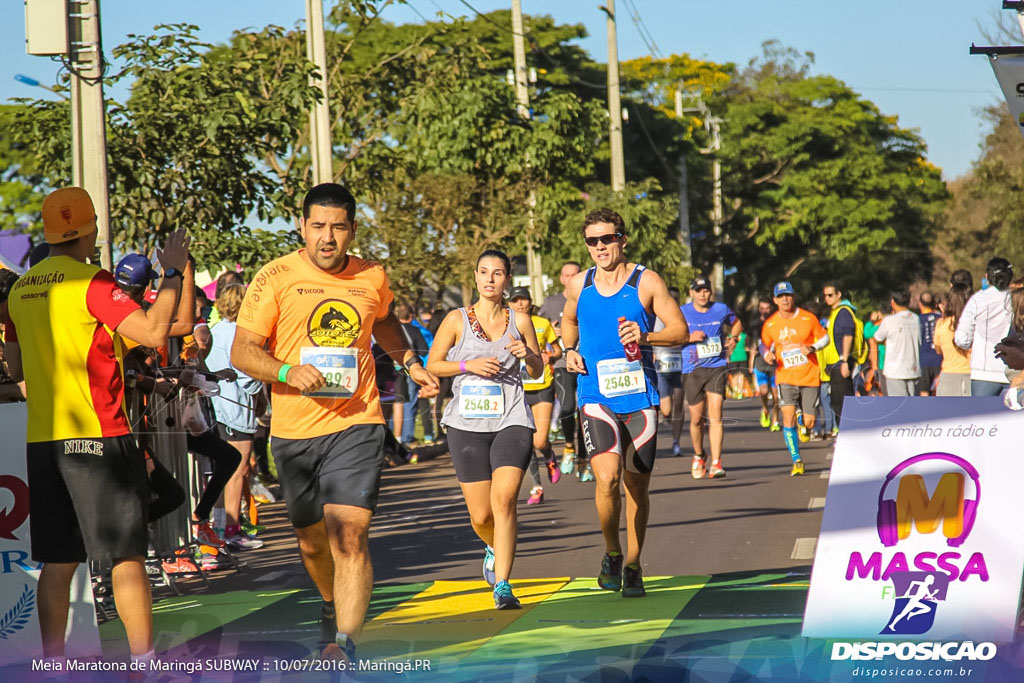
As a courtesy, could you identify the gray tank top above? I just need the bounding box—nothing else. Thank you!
[441,307,535,433]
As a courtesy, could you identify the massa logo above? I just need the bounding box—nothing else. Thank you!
[308,299,361,347]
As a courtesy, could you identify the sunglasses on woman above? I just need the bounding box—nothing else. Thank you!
[584,232,622,247]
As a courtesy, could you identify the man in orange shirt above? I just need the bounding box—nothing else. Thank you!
[231,183,438,661]
[760,281,828,476]
[4,187,190,663]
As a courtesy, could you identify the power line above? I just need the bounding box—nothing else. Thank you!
[620,0,663,60]
[455,0,525,36]
[407,1,431,23]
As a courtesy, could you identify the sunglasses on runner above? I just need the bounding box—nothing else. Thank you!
[584,232,622,247]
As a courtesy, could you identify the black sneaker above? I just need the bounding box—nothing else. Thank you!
[598,552,623,591]
[622,563,646,598]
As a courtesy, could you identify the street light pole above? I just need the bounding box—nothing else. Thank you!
[68,0,112,269]
[510,0,545,302]
[306,0,333,185]
[602,1,625,192]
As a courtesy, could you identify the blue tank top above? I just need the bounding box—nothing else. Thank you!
[575,265,659,412]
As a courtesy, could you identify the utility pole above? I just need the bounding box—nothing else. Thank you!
[67,0,112,269]
[602,1,626,191]
[675,89,691,267]
[306,0,333,185]
[709,116,724,299]
[510,0,545,302]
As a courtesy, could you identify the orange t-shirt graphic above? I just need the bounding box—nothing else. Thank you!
[760,308,825,387]
[237,250,394,440]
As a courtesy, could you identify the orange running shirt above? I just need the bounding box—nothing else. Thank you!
[760,308,826,387]
[236,250,394,439]
[6,256,140,442]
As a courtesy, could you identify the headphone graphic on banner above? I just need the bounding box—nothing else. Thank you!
[876,452,980,548]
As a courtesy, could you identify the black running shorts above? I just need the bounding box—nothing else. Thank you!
[683,366,727,404]
[271,423,386,527]
[524,384,555,407]
[579,404,658,474]
[446,426,533,483]
[27,434,149,563]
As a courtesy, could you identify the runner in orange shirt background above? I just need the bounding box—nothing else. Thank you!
[760,281,828,476]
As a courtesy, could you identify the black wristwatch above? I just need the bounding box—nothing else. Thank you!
[403,356,424,371]
[163,267,184,280]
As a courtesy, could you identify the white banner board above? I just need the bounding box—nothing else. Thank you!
[0,402,101,666]
[989,53,1024,139]
[803,397,1024,642]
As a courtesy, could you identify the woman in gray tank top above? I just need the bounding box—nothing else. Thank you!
[426,249,544,610]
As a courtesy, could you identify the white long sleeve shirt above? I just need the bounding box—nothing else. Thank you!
[954,287,1011,383]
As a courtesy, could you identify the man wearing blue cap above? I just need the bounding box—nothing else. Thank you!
[760,281,828,476]
[680,276,742,479]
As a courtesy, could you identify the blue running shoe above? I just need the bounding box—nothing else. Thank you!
[482,546,496,586]
[493,580,521,610]
[598,552,623,591]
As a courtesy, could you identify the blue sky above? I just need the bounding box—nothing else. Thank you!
[1,0,1009,179]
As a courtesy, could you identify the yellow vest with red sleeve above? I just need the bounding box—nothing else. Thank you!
[7,256,140,443]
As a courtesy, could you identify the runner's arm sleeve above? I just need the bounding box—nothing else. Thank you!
[374,268,396,322]
[235,266,280,337]
[86,270,142,329]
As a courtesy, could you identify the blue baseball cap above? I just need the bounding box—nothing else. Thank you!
[114,253,158,288]
[773,281,795,297]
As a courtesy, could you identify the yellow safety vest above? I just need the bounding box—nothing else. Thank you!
[821,304,867,381]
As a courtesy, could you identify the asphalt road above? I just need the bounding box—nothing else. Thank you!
[204,397,832,594]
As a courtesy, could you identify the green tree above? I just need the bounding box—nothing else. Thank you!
[717,43,948,305]
[0,104,48,243]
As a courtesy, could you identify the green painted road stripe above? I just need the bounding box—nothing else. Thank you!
[447,576,707,680]
[99,589,300,658]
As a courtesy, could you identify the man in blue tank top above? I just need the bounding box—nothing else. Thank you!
[561,208,690,598]
[680,276,742,480]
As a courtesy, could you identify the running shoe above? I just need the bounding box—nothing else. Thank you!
[493,581,521,610]
[770,422,781,432]
[161,555,200,575]
[527,486,544,505]
[791,459,805,476]
[598,552,623,591]
[546,460,561,485]
[691,454,707,480]
[759,409,770,428]
[192,520,224,548]
[622,563,646,598]
[482,546,496,586]
[241,519,265,536]
[559,452,575,474]
[798,426,810,443]
[831,427,840,438]
[225,532,265,550]
[321,634,356,663]
[195,551,220,571]
[579,464,595,482]
[671,440,681,457]
[708,462,726,479]
[408,453,419,465]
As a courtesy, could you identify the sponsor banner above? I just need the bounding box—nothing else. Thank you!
[803,397,1024,641]
[988,53,1024,138]
[0,403,100,665]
